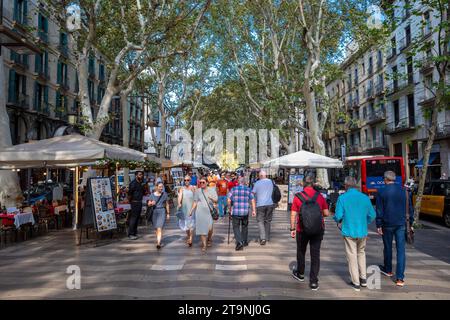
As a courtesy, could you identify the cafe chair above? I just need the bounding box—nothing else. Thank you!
[37,205,57,234]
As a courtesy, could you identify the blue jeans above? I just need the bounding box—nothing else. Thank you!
[218,196,227,217]
[382,225,406,280]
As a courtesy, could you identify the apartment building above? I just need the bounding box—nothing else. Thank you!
[384,0,450,180]
[325,0,450,180]
[325,44,388,159]
[2,0,145,152]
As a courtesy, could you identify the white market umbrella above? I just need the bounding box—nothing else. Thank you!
[262,150,343,169]
[0,134,147,169]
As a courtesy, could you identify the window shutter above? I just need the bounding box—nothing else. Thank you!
[13,0,19,21]
[44,86,49,114]
[64,64,69,88]
[8,69,16,103]
[23,0,28,25]
[44,52,49,78]
[34,82,39,111]
[57,61,62,84]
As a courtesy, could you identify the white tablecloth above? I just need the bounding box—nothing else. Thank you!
[54,205,68,215]
[14,213,35,229]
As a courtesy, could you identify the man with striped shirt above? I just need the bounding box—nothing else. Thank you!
[228,177,256,251]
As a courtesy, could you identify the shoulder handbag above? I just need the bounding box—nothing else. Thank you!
[146,193,163,224]
[176,188,185,220]
[405,190,415,245]
[201,189,219,221]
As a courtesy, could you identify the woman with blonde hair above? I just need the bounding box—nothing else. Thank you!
[177,175,196,246]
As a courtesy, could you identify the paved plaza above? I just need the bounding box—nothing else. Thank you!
[0,211,449,300]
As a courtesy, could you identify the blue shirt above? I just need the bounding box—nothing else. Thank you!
[333,188,376,238]
[376,183,414,228]
[190,175,197,186]
[252,179,274,207]
[228,185,254,216]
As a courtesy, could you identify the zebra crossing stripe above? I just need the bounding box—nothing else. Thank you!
[217,256,246,262]
[151,264,184,271]
[215,264,248,271]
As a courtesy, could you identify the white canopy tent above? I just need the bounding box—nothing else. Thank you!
[262,150,343,169]
[0,134,147,169]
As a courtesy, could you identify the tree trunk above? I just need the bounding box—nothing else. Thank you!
[88,88,116,139]
[0,52,23,207]
[413,97,439,225]
[302,77,329,188]
[120,82,134,187]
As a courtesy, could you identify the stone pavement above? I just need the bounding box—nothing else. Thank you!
[0,210,449,300]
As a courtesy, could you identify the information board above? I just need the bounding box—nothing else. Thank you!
[83,177,117,232]
[288,174,304,204]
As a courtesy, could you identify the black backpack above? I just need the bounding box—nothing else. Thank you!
[271,180,282,204]
[295,191,323,235]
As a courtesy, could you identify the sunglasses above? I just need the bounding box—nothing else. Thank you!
[184,179,191,182]
[200,181,207,184]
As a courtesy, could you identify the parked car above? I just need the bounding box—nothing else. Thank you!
[414,180,450,227]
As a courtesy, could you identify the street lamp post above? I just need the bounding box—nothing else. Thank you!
[336,117,346,162]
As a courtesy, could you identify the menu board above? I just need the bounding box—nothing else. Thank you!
[288,174,304,204]
[89,177,117,232]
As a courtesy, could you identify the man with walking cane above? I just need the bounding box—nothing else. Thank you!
[227,177,256,251]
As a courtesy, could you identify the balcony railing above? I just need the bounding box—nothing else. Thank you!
[386,76,414,96]
[365,140,388,150]
[366,108,386,124]
[398,36,412,52]
[58,45,69,58]
[387,45,397,60]
[352,98,359,109]
[366,87,375,100]
[386,118,416,135]
[38,30,48,43]
[420,57,434,74]
[349,119,360,130]
[348,144,362,154]
[375,82,385,95]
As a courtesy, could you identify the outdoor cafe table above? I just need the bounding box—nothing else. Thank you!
[0,212,35,229]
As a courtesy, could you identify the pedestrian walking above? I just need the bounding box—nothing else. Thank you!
[217,173,229,218]
[252,170,274,245]
[190,172,198,187]
[228,172,239,191]
[147,182,170,249]
[190,177,218,252]
[227,177,256,251]
[333,176,376,291]
[376,171,414,287]
[177,175,196,247]
[290,175,330,291]
[127,170,145,240]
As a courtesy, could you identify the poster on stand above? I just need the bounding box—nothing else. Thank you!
[288,174,304,204]
[170,168,184,192]
[89,177,117,232]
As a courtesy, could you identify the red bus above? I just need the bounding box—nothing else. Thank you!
[344,156,406,200]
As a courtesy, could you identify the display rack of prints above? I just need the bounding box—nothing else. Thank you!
[288,174,304,204]
[89,177,117,232]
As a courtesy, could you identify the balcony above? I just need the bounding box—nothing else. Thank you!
[398,36,412,52]
[436,124,450,139]
[386,76,414,98]
[7,93,29,109]
[352,98,360,109]
[420,57,434,75]
[349,119,360,131]
[366,108,386,125]
[386,46,397,61]
[366,87,375,101]
[365,139,388,151]
[375,82,385,96]
[58,45,69,59]
[418,93,436,108]
[38,30,48,44]
[348,144,362,155]
[386,118,416,135]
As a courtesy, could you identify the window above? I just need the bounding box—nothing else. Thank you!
[13,0,28,25]
[8,70,27,106]
[393,100,400,125]
[354,68,358,85]
[34,82,48,114]
[407,94,415,126]
[392,65,398,89]
[59,32,69,56]
[35,51,48,78]
[407,56,414,84]
[88,56,95,76]
[365,129,369,144]
[377,50,383,68]
[38,13,48,42]
[391,37,397,56]
[362,106,367,118]
[99,64,105,81]
[88,80,95,102]
[55,92,68,120]
[362,62,365,75]
[423,12,431,36]
[57,61,68,87]
[368,56,373,75]
[405,25,411,46]
[372,126,377,143]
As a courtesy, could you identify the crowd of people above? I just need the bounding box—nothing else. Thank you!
[126,168,415,292]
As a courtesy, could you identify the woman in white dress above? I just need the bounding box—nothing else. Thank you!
[189,176,218,252]
[177,175,196,247]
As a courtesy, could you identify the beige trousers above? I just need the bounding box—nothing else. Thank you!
[343,237,367,285]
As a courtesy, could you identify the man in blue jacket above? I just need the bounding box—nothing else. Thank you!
[376,170,414,287]
[334,176,376,291]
